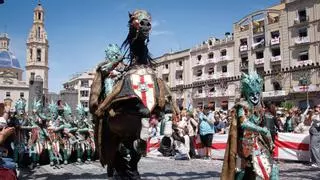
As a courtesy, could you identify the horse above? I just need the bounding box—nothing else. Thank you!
[90,10,179,179]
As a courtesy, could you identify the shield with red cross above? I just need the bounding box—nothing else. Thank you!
[130,73,156,111]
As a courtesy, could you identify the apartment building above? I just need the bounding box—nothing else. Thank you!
[155,0,320,110]
[61,69,95,111]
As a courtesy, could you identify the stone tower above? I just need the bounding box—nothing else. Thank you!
[25,2,49,95]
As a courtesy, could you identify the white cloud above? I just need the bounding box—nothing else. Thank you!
[152,20,160,28]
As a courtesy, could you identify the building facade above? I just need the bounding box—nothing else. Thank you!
[61,69,95,111]
[155,0,320,110]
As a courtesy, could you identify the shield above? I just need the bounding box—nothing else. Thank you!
[130,71,156,111]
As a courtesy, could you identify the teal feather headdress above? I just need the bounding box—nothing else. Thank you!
[15,98,26,111]
[32,99,42,112]
[240,72,263,96]
[48,101,58,118]
[104,44,123,62]
[76,103,85,117]
[63,103,72,117]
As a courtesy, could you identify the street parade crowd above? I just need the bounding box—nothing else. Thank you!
[0,98,96,173]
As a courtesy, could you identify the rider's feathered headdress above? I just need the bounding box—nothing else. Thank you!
[63,103,72,117]
[32,99,42,112]
[15,98,26,111]
[76,103,85,118]
[105,44,124,63]
[240,72,263,95]
[48,101,58,119]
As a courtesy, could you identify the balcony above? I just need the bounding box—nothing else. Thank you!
[193,93,206,99]
[296,59,312,66]
[176,65,184,71]
[270,55,281,63]
[176,80,184,86]
[255,58,264,65]
[294,36,309,45]
[208,92,216,98]
[207,74,216,80]
[193,76,203,82]
[217,72,229,79]
[270,37,280,46]
[239,45,248,52]
[294,16,309,25]
[252,39,265,50]
[217,55,232,63]
[162,68,169,74]
[206,58,217,64]
[193,60,205,68]
[262,90,287,98]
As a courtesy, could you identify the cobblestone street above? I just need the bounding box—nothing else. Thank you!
[20,156,320,180]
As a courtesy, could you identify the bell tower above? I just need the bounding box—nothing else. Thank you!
[25,2,49,95]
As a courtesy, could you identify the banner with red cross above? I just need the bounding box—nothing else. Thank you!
[130,74,156,111]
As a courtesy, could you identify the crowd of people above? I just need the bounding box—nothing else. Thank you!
[0,98,96,175]
[155,101,320,167]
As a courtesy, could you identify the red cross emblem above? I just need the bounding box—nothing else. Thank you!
[131,74,155,111]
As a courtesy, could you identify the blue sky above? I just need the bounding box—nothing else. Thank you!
[0,0,279,93]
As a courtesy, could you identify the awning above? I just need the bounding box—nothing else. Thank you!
[299,51,308,55]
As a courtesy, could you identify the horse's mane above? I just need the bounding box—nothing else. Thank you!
[121,19,154,68]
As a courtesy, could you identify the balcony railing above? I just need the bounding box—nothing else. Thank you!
[193,76,203,82]
[270,55,281,62]
[294,16,309,25]
[270,37,280,46]
[162,68,169,74]
[176,66,183,71]
[255,58,264,65]
[213,37,234,46]
[294,36,309,45]
[296,59,312,66]
[239,45,248,52]
[217,56,231,63]
[176,80,184,86]
[193,93,206,99]
[193,60,205,67]
[217,72,229,78]
[206,58,217,64]
[262,90,287,98]
[207,74,216,80]
[208,92,216,98]
[252,39,265,50]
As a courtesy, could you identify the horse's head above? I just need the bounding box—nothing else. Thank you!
[129,10,152,41]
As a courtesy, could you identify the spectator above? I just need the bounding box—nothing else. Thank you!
[284,110,294,132]
[213,112,226,134]
[264,102,278,141]
[185,112,198,158]
[199,105,215,160]
[0,115,16,170]
[309,104,320,167]
[294,105,311,134]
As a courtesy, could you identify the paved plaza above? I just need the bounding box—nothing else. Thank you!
[19,156,320,180]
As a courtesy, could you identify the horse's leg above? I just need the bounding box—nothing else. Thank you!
[128,140,142,179]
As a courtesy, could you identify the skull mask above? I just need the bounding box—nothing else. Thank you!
[241,72,263,107]
[129,10,152,40]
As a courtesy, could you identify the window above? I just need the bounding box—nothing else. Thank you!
[37,27,41,40]
[80,90,89,97]
[221,101,228,111]
[197,55,202,61]
[31,72,35,79]
[298,9,307,22]
[196,69,202,77]
[6,92,10,97]
[208,67,214,75]
[165,64,169,69]
[81,101,89,108]
[273,81,282,90]
[178,61,183,66]
[164,76,169,82]
[30,49,33,60]
[271,31,280,38]
[36,49,41,61]
[208,52,214,59]
[81,80,89,87]
[209,87,215,92]
[20,92,24,98]
[298,28,308,37]
[38,12,41,20]
[299,50,309,61]
[240,38,247,45]
[222,65,227,73]
[271,48,281,56]
[256,67,265,77]
[256,51,264,59]
[197,88,203,94]
[208,40,212,46]
[220,49,227,56]
[177,73,183,80]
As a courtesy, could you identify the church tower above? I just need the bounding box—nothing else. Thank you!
[25,2,49,95]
